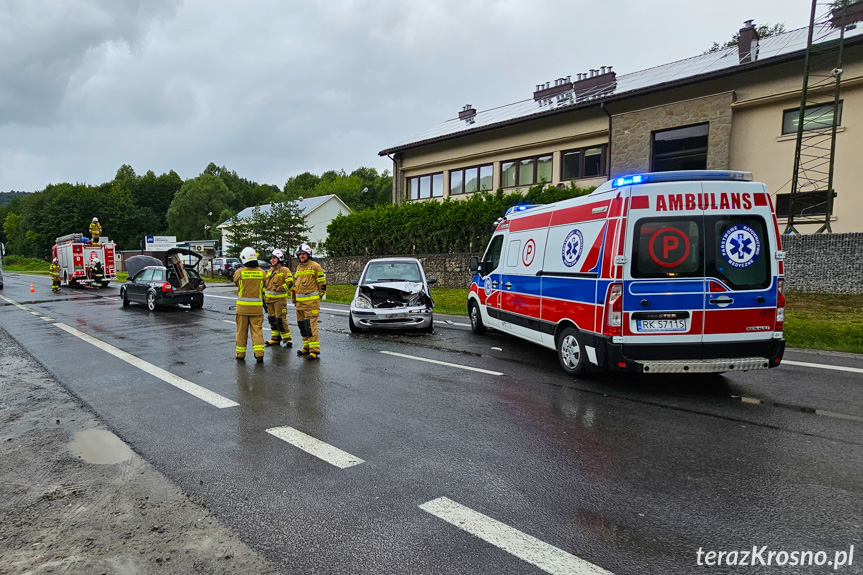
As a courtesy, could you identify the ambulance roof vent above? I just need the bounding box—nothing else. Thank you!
[596,170,754,193]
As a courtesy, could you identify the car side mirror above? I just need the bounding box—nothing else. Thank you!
[468,256,481,273]
[427,278,437,285]
[350,280,359,286]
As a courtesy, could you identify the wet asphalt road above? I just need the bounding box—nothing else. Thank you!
[1,272,862,575]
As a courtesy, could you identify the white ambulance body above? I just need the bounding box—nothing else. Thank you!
[467,170,786,375]
[53,233,117,288]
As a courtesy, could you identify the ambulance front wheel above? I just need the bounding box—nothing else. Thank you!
[469,301,486,335]
[556,327,586,376]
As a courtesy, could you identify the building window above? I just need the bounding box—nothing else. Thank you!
[450,164,493,195]
[775,191,834,218]
[651,123,709,172]
[500,154,553,188]
[782,102,842,135]
[561,145,607,180]
[408,173,444,200]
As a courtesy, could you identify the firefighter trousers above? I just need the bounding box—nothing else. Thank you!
[265,299,291,342]
[236,313,265,359]
[295,300,320,353]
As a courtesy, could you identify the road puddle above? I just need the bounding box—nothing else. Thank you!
[68,429,134,464]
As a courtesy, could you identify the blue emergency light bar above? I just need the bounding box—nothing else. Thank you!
[610,170,753,189]
[504,204,541,216]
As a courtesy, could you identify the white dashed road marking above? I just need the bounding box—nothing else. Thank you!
[54,322,238,409]
[380,350,503,376]
[266,426,364,468]
[420,497,613,575]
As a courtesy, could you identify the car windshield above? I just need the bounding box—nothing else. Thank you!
[364,262,422,283]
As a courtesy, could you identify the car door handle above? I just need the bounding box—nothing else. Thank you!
[709,296,734,306]
[504,282,512,289]
[491,281,499,288]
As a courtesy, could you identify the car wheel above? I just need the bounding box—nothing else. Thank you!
[121,289,130,307]
[469,301,487,335]
[146,291,158,311]
[556,326,586,377]
[101,280,110,289]
[348,313,363,333]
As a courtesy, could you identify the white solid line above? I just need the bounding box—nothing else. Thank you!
[435,319,471,327]
[0,294,32,311]
[782,359,863,375]
[266,426,364,468]
[205,294,237,300]
[54,323,238,409]
[420,497,613,575]
[381,350,503,376]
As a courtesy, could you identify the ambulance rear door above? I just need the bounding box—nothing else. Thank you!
[623,181,706,360]
[701,180,779,357]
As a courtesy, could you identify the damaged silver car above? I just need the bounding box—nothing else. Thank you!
[349,257,436,333]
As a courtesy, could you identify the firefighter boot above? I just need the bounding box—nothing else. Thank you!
[265,316,281,346]
[265,337,281,346]
[307,351,319,361]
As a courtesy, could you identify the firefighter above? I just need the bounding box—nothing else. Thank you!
[90,258,104,288]
[50,258,61,292]
[264,249,294,348]
[233,247,266,363]
[292,243,326,360]
[89,217,102,244]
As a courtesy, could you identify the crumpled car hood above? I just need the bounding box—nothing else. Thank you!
[358,281,432,309]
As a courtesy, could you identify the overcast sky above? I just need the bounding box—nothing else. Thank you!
[0,0,810,193]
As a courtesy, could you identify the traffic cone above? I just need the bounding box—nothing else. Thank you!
[30,283,35,293]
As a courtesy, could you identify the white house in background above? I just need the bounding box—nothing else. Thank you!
[218,194,352,256]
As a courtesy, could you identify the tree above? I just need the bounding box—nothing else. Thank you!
[223,202,308,258]
[166,174,236,241]
[705,23,785,53]
[283,172,320,200]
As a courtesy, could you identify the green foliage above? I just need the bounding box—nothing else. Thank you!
[282,167,392,211]
[166,174,236,241]
[705,23,785,53]
[1,255,51,271]
[223,202,309,258]
[0,191,31,207]
[325,182,593,257]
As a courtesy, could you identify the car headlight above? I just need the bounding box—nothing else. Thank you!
[353,295,372,309]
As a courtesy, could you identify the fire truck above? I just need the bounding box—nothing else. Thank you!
[52,233,117,288]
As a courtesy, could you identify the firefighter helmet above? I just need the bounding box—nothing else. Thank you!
[296,243,312,258]
[52,257,58,264]
[270,249,285,263]
[240,247,257,264]
[92,258,100,264]
[92,217,99,222]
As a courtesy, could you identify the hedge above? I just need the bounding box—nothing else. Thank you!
[325,182,594,257]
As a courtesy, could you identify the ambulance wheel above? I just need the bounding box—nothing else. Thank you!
[556,327,586,376]
[469,301,486,335]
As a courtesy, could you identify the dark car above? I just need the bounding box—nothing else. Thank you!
[120,248,206,311]
[349,257,436,333]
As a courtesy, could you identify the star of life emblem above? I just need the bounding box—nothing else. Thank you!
[561,229,584,268]
[720,225,761,269]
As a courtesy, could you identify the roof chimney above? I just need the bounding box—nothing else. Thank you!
[459,104,477,123]
[738,20,759,64]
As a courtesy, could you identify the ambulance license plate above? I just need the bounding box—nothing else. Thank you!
[636,319,687,332]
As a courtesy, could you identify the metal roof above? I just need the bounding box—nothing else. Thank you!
[380,22,863,156]
[218,195,340,227]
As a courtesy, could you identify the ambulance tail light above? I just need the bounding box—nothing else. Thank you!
[603,283,623,337]
[775,279,785,331]
[161,283,173,293]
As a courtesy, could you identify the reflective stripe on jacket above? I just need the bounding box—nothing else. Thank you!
[292,261,326,300]
[264,264,293,301]
[233,267,265,316]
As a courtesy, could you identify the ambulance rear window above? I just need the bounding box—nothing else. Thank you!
[707,216,770,290]
[633,218,701,278]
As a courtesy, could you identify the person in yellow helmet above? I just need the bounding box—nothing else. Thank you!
[89,217,102,244]
[50,258,61,292]
[233,247,266,363]
[292,243,326,360]
[264,249,294,347]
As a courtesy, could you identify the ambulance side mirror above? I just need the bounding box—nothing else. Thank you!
[469,256,481,274]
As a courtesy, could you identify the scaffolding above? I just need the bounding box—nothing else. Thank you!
[785,0,863,234]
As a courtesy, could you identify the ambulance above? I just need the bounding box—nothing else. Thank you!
[467,170,786,375]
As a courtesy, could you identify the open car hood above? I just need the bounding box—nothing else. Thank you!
[358,281,432,309]
[124,255,162,278]
[365,281,425,293]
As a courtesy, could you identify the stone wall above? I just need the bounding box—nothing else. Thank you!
[317,233,863,294]
[782,232,863,294]
[611,92,733,176]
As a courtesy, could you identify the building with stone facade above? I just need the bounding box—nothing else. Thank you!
[380,18,863,234]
